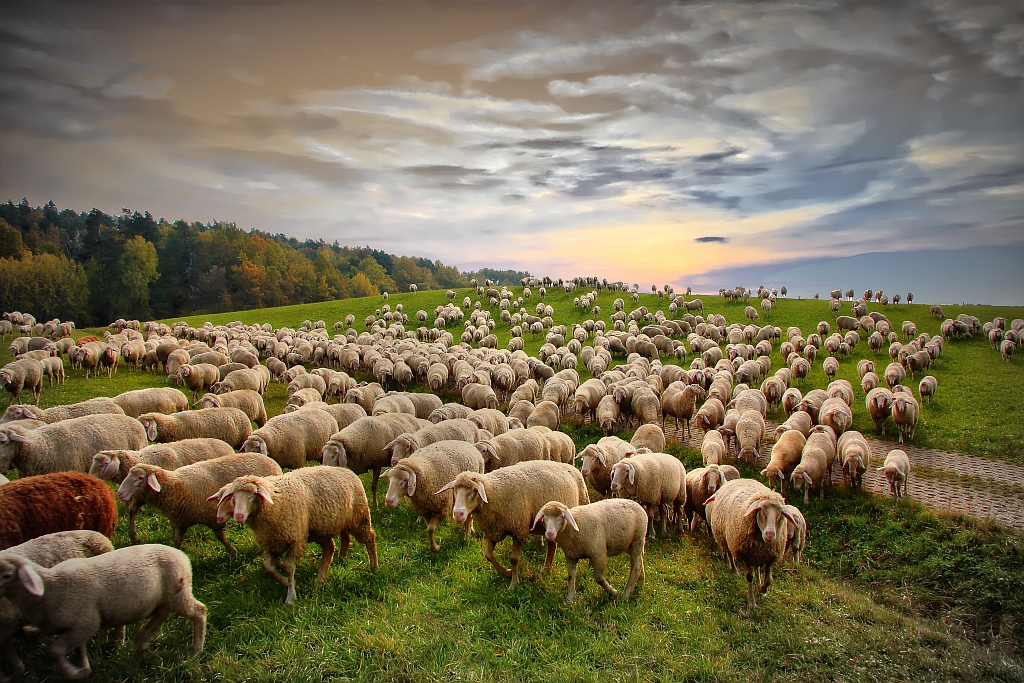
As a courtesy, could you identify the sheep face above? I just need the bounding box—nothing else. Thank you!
[117,466,160,502]
[443,476,486,523]
[533,501,578,542]
[745,500,793,543]
[321,440,346,467]
[197,395,220,409]
[608,461,635,493]
[210,481,273,524]
[89,452,122,481]
[139,417,160,442]
[241,435,269,458]
[384,467,414,508]
[388,436,417,466]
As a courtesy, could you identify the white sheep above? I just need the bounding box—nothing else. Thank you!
[878,449,910,499]
[609,453,686,539]
[138,407,253,448]
[112,387,189,418]
[1,414,147,477]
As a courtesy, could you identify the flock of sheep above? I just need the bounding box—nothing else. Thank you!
[0,284,1020,680]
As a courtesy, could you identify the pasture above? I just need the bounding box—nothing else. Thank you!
[5,288,1024,682]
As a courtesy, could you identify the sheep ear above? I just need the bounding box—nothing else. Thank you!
[405,470,417,497]
[532,510,546,529]
[406,440,418,454]
[484,444,499,461]
[627,463,636,485]
[759,468,768,477]
[781,509,799,529]
[744,500,765,518]
[206,490,227,503]
[383,438,399,453]
[596,452,607,467]
[6,431,29,444]
[146,473,161,492]
[705,493,717,507]
[562,508,580,532]
[803,472,812,486]
[255,486,274,505]
[434,480,456,495]
[475,482,488,504]
[17,565,44,596]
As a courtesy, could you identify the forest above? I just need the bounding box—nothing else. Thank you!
[0,199,528,325]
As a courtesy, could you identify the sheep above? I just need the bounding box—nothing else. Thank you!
[884,362,906,389]
[399,392,443,420]
[660,384,704,436]
[782,504,807,564]
[287,387,323,410]
[818,397,853,436]
[773,410,813,439]
[476,428,550,471]
[537,428,576,464]
[735,410,765,464]
[1,414,147,477]
[609,453,686,539]
[138,407,252,448]
[573,379,607,423]
[918,376,937,406]
[0,531,114,680]
[383,441,486,552]
[0,360,43,405]
[177,363,220,402]
[113,387,189,418]
[0,472,117,550]
[865,387,894,435]
[781,387,802,415]
[291,402,367,430]
[0,544,206,678]
[437,461,589,588]
[701,430,728,465]
[116,452,282,554]
[0,396,124,424]
[467,408,512,436]
[527,400,560,430]
[214,367,267,394]
[194,389,268,427]
[596,394,622,435]
[344,383,385,413]
[631,423,665,454]
[462,383,498,410]
[760,430,805,492]
[705,478,799,608]
[211,466,378,605]
[790,439,831,503]
[241,408,339,471]
[428,403,474,423]
[386,418,481,465]
[578,437,634,497]
[533,499,647,602]
[321,413,428,505]
[891,394,920,444]
[683,464,741,533]
[695,397,725,433]
[508,399,535,426]
[837,431,871,488]
[878,449,911,499]
[1001,339,1015,361]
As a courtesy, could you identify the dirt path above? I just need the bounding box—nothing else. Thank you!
[661,420,1024,531]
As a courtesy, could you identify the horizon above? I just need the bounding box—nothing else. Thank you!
[1,0,1022,303]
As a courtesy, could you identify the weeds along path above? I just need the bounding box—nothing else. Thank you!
[660,420,1024,531]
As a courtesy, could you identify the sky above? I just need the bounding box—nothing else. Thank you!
[1,0,1022,303]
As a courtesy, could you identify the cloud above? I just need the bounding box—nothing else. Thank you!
[695,236,729,243]
[226,68,264,86]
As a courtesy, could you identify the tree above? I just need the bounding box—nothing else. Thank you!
[357,256,396,293]
[0,220,23,258]
[113,236,159,318]
[349,272,378,298]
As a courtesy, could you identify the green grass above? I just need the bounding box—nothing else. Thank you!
[6,289,1024,681]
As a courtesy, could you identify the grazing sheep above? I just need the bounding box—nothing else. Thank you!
[630,424,666,454]
[918,376,937,406]
[773,410,813,440]
[241,408,339,471]
[878,449,911,499]
[345,383,385,414]
[760,430,806,493]
[891,394,920,444]
[386,419,481,465]
[429,403,474,423]
[0,360,43,405]
[1,396,124,424]
[596,394,622,434]
[695,397,725,433]
[293,402,367,430]
[116,453,283,553]
[818,397,853,436]
[578,437,635,497]
[138,407,252,448]
[1,414,147,477]
[790,439,830,504]
[383,441,486,552]
[437,461,589,588]
[683,464,740,533]
[573,379,607,423]
[476,428,550,472]
[214,367,268,394]
[527,400,561,430]
[0,472,117,550]
[735,411,765,464]
[837,431,871,488]
[0,544,206,679]
[113,387,189,418]
[287,387,323,409]
[462,383,498,410]
[322,413,428,505]
[706,478,799,609]
[782,504,807,564]
[212,466,378,605]
[533,499,647,602]
[177,363,220,402]
[194,389,268,427]
[467,408,511,436]
[508,399,535,426]
[609,453,686,539]
[700,430,728,465]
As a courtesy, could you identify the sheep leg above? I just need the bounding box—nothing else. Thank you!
[261,550,291,587]
[544,539,556,570]
[214,526,236,555]
[281,554,299,606]
[759,564,774,595]
[128,501,141,543]
[623,540,645,598]
[370,468,381,507]
[745,570,758,609]
[509,540,523,589]
[3,639,25,680]
[136,605,171,651]
[426,516,441,553]
[337,532,351,558]
[660,504,670,535]
[48,623,96,680]
[172,524,186,548]
[484,539,512,579]
[592,555,617,598]
[463,516,474,539]
[646,507,657,540]
[314,536,335,584]
[354,526,378,571]
[565,557,578,602]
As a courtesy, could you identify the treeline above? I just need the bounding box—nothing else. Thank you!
[0,199,523,325]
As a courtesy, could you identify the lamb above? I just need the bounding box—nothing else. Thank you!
[631,423,666,454]
[138,407,253,448]
[878,449,911,499]
[1,414,147,477]
[241,408,339,471]
[177,363,220,402]
[0,531,114,680]
[0,544,206,678]
[578,437,635,497]
[700,430,728,465]
[533,499,647,602]
[386,418,481,465]
[0,472,117,549]
[818,397,853,436]
[211,466,378,605]
[760,430,806,492]
[194,389,268,426]
[0,359,43,405]
[117,453,282,554]
[705,478,799,608]
[383,441,486,552]
[735,410,765,463]
[918,376,937,406]
[467,408,512,436]
[527,400,561,430]
[113,387,189,418]
[462,383,498,410]
[437,461,589,588]
[321,413,428,505]
[0,396,124,424]
[683,464,740,533]
[428,403,474,423]
[476,428,550,471]
[609,453,686,539]
[837,430,871,488]
[891,394,920,444]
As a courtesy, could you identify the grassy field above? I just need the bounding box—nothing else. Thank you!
[6,288,1024,682]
